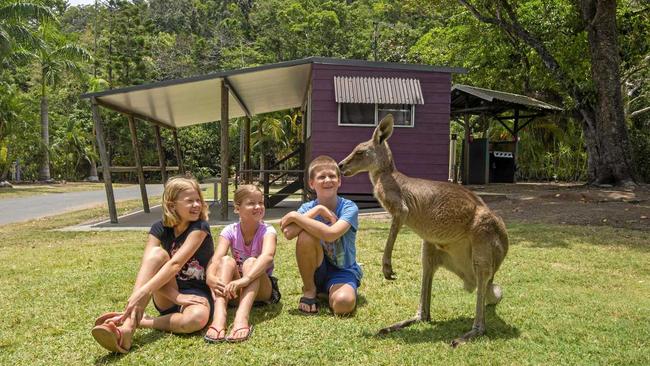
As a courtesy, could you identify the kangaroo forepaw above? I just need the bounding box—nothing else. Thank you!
[450,326,485,348]
[382,264,396,280]
[377,316,423,335]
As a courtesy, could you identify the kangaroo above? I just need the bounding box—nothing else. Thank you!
[338,115,509,347]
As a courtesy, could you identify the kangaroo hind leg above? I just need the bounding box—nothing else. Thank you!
[451,233,497,347]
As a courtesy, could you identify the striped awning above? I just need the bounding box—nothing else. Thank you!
[334,76,424,105]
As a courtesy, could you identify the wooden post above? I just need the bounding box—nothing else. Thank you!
[128,115,149,213]
[153,125,167,184]
[172,129,185,175]
[243,116,251,183]
[463,113,471,185]
[513,108,520,183]
[90,98,118,223]
[220,80,229,221]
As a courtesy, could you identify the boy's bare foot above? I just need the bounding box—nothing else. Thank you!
[298,296,319,314]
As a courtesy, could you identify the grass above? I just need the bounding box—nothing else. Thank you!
[0,206,649,365]
[0,182,131,200]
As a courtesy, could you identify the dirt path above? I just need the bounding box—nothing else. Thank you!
[364,182,650,231]
[473,182,650,231]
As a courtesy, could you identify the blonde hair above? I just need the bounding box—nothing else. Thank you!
[162,176,209,227]
[308,155,341,180]
[234,184,264,207]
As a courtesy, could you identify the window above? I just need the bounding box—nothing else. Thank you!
[378,104,414,127]
[339,103,375,126]
[338,103,415,127]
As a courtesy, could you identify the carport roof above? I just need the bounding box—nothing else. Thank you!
[451,84,563,114]
[81,57,466,129]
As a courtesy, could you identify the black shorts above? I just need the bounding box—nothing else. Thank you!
[253,275,281,307]
[154,285,214,316]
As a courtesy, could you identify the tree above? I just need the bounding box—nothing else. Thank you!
[0,0,54,60]
[34,23,91,181]
[457,0,635,185]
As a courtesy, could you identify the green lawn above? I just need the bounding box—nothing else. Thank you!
[0,204,648,365]
[0,182,131,200]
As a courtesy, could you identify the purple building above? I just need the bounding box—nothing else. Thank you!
[305,60,461,197]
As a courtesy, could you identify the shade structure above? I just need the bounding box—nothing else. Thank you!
[81,57,463,129]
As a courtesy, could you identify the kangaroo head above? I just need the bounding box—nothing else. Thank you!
[339,114,395,176]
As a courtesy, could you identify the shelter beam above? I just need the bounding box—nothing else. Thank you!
[220,80,230,221]
[90,98,118,223]
[153,125,168,184]
[224,78,251,118]
[172,129,185,174]
[128,115,150,213]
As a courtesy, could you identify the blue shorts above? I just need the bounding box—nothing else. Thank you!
[154,283,214,316]
[314,258,360,295]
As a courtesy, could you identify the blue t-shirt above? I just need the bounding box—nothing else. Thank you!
[297,196,362,280]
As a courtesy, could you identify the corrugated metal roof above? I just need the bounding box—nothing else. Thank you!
[334,76,424,104]
[451,84,562,111]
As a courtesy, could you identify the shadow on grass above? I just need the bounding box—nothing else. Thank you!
[251,301,284,325]
[94,329,167,365]
[365,306,519,345]
[285,294,368,317]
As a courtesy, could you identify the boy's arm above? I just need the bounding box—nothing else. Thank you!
[282,210,350,243]
[281,205,338,240]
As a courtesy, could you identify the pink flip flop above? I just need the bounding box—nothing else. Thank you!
[91,322,129,353]
[94,311,123,326]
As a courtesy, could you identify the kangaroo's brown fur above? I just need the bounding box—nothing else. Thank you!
[338,115,509,347]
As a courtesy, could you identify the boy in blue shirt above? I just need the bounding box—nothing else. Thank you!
[280,155,361,316]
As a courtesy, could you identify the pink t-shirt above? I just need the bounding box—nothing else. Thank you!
[219,222,277,276]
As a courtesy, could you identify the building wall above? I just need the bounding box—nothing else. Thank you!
[309,63,452,195]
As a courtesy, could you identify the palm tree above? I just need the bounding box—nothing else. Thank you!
[35,23,92,181]
[0,0,54,60]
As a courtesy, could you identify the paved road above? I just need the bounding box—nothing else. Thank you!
[0,184,164,225]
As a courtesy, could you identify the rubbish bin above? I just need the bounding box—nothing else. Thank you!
[489,151,515,183]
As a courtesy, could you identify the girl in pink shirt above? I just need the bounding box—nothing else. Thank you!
[205,185,279,343]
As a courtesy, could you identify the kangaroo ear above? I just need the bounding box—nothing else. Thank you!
[372,114,394,145]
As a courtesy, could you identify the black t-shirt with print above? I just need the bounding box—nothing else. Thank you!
[149,220,214,291]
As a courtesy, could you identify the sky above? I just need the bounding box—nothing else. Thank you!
[67,0,96,6]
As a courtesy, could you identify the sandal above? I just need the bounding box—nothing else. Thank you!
[298,296,319,314]
[226,325,254,343]
[94,311,123,326]
[91,322,129,353]
[204,326,227,343]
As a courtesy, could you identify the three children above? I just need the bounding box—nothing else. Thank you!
[93,155,361,352]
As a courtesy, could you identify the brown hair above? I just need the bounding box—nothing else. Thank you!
[233,184,264,207]
[162,176,209,227]
[308,155,341,180]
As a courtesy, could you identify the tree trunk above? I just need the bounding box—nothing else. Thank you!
[579,0,635,185]
[39,96,51,181]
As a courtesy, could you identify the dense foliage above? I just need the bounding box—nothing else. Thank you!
[0,0,647,183]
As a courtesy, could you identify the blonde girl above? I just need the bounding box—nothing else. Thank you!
[92,176,214,353]
[204,184,280,343]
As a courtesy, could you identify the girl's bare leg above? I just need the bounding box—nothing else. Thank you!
[138,303,210,333]
[229,257,273,340]
[204,256,237,339]
[113,246,170,349]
